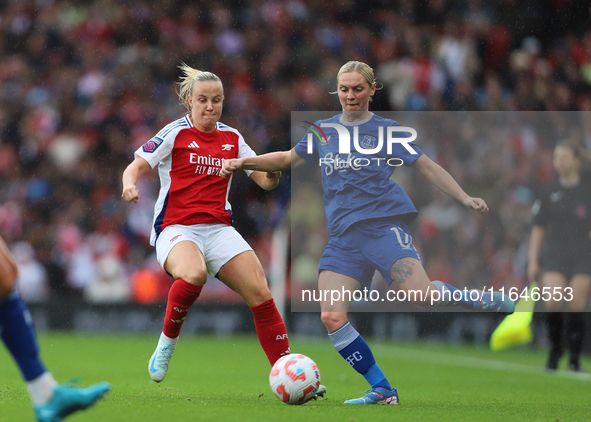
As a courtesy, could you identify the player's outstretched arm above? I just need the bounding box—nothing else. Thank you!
[411,154,489,214]
[221,148,307,178]
[222,150,292,178]
[122,156,152,203]
[250,170,283,191]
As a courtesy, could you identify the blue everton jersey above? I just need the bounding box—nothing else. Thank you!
[294,113,423,237]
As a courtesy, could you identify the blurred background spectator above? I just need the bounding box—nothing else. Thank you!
[1,0,591,305]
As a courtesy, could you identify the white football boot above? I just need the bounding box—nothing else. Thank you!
[148,333,178,382]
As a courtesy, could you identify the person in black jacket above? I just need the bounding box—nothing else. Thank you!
[528,140,591,371]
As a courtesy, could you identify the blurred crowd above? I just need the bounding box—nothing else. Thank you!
[1,0,591,304]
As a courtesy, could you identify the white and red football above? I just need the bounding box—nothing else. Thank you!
[269,354,321,405]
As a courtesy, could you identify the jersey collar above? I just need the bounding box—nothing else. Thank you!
[338,112,374,126]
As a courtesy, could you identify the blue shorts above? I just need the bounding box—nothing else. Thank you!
[319,219,421,286]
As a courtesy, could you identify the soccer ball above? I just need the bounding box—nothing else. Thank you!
[269,354,321,405]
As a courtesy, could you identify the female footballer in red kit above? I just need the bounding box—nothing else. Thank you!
[121,64,319,393]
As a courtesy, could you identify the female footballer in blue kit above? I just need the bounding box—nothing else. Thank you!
[0,234,110,421]
[221,61,514,405]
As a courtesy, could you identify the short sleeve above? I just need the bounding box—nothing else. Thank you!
[237,132,256,177]
[135,123,179,168]
[294,128,319,163]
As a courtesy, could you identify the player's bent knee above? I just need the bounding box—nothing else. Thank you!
[243,286,273,307]
[320,312,347,332]
[171,265,208,286]
[183,272,208,286]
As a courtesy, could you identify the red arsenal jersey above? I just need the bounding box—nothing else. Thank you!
[135,115,256,245]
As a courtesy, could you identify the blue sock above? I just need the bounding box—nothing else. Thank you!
[432,280,480,308]
[328,322,391,390]
[0,291,46,381]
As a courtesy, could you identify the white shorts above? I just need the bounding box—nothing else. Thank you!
[155,224,253,276]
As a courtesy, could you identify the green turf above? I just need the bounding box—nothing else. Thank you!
[1,333,590,422]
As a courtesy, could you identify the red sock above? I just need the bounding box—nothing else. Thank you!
[251,299,290,366]
[163,278,202,338]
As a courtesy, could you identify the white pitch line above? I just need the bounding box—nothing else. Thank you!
[371,344,591,382]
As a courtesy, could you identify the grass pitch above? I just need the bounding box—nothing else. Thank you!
[1,332,590,422]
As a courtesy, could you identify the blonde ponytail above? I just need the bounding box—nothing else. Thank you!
[177,62,223,111]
